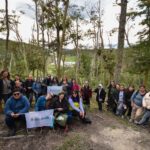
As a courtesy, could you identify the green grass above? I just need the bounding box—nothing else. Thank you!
[65,56,76,62]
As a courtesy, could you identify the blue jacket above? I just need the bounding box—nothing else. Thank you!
[131,91,145,107]
[32,82,42,94]
[4,95,30,115]
[35,96,47,111]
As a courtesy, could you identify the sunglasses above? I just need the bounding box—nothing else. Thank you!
[13,92,20,96]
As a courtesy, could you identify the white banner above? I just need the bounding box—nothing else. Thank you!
[47,86,63,95]
[25,109,54,128]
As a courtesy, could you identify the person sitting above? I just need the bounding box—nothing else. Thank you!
[137,91,150,126]
[68,90,91,124]
[4,88,30,136]
[52,92,69,131]
[35,93,54,111]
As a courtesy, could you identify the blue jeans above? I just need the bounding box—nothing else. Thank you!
[139,109,150,125]
[116,102,124,116]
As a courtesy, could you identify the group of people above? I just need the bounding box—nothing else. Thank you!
[0,70,92,136]
[107,81,150,126]
[0,70,150,137]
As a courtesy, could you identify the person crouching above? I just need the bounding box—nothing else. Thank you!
[68,90,91,124]
[4,88,30,136]
[53,92,69,132]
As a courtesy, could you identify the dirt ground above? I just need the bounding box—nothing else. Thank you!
[0,110,150,150]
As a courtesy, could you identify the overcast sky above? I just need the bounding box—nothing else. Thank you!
[0,0,141,48]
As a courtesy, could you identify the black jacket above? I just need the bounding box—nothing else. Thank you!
[53,97,69,114]
[94,88,106,102]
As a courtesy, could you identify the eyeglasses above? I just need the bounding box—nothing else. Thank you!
[13,92,20,96]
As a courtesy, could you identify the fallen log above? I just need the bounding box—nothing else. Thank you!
[0,134,35,140]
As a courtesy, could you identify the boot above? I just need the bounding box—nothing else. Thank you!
[7,128,16,137]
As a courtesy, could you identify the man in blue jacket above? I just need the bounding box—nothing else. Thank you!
[4,88,30,136]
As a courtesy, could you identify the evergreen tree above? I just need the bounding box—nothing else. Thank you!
[130,0,150,85]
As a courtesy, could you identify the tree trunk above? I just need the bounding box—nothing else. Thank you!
[41,8,46,77]
[75,17,80,82]
[125,30,131,47]
[56,0,70,79]
[35,0,39,46]
[144,70,149,87]
[114,0,128,82]
[98,0,104,49]
[4,0,9,69]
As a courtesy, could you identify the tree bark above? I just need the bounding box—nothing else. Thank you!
[114,0,128,82]
[4,0,9,69]
[56,0,70,79]
[144,70,149,87]
[35,0,40,46]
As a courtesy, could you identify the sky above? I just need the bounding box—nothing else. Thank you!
[0,0,141,48]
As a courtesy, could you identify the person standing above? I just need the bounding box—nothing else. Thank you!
[0,70,13,104]
[107,81,118,113]
[24,75,34,105]
[116,85,126,116]
[94,84,106,112]
[80,81,92,108]
[124,85,135,118]
[130,85,146,123]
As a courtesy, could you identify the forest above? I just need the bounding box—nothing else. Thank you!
[0,0,150,88]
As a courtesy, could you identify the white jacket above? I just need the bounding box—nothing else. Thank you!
[143,92,150,109]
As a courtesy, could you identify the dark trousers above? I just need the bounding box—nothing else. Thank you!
[2,93,12,103]
[83,98,90,106]
[97,100,103,111]
[5,115,26,129]
[71,110,86,122]
[127,102,132,117]
[26,92,33,104]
